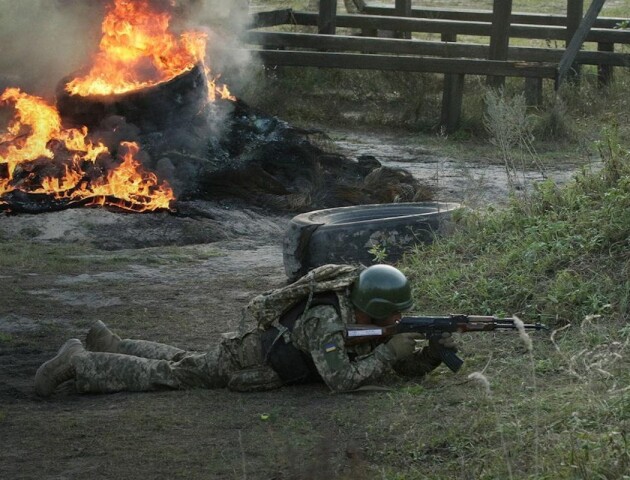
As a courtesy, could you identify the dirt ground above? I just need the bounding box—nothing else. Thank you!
[0,131,591,479]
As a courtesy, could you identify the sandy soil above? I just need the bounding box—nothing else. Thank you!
[0,130,589,479]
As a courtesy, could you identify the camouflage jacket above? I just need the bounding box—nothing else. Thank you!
[290,301,399,392]
[247,265,440,392]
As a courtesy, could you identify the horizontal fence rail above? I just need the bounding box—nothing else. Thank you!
[247,10,630,45]
[245,31,630,67]
[288,12,630,44]
[252,50,558,77]
[249,8,293,28]
[362,5,627,29]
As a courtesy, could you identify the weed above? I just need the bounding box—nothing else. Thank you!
[368,242,388,263]
[532,97,575,142]
[482,88,543,193]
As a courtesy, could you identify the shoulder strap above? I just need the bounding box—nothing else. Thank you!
[279,291,340,331]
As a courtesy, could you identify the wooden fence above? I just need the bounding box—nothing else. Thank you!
[245,1,630,132]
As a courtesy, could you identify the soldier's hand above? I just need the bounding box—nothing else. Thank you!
[386,333,424,360]
[427,332,457,359]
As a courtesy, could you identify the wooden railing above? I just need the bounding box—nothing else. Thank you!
[245,0,630,132]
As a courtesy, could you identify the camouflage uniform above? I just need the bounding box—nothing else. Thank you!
[72,332,268,393]
[70,265,441,394]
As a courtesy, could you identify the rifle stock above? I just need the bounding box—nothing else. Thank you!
[345,314,548,372]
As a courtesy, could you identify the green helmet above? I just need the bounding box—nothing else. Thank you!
[350,265,413,320]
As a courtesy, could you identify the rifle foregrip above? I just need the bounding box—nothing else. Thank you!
[440,347,464,372]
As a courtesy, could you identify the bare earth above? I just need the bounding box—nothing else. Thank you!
[0,131,588,479]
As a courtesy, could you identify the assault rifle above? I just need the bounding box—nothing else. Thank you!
[345,314,548,372]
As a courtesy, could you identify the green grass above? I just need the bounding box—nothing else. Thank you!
[243,63,630,160]
[0,332,12,343]
[402,125,630,323]
[0,242,223,274]
[373,125,630,479]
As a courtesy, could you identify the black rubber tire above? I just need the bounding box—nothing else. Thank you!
[56,63,208,132]
[283,202,460,281]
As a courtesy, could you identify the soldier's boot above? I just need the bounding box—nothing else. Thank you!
[35,339,85,397]
[86,320,121,353]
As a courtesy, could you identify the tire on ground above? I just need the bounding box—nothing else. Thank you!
[283,202,460,281]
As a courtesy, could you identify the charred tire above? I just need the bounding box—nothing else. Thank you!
[56,63,209,132]
[283,202,460,281]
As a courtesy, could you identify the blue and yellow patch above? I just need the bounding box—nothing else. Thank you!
[324,343,337,353]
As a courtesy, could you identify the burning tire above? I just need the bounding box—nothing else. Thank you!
[56,63,209,132]
[282,202,461,281]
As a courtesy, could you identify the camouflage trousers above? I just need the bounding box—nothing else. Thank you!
[72,330,282,393]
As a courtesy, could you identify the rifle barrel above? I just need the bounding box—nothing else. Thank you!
[399,315,549,331]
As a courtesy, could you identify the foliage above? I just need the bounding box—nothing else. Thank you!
[381,126,630,479]
[368,242,389,263]
[403,125,630,325]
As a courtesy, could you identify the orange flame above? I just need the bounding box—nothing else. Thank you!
[76,142,174,212]
[208,74,236,103]
[66,0,233,101]
[0,87,108,181]
[0,89,174,211]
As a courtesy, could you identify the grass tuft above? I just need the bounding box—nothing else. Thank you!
[403,123,630,324]
[392,122,630,478]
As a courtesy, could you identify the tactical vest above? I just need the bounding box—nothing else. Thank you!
[260,292,340,385]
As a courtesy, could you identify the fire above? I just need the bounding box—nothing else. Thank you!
[0,89,174,212]
[0,88,106,179]
[208,75,236,103]
[66,0,233,101]
[73,142,174,212]
[1,0,239,213]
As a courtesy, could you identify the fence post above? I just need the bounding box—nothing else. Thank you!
[440,33,465,133]
[566,0,584,82]
[487,0,513,89]
[395,0,412,39]
[557,0,607,89]
[319,0,338,35]
[597,42,615,86]
[524,78,544,106]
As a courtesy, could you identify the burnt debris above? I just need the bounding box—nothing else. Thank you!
[2,67,432,215]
